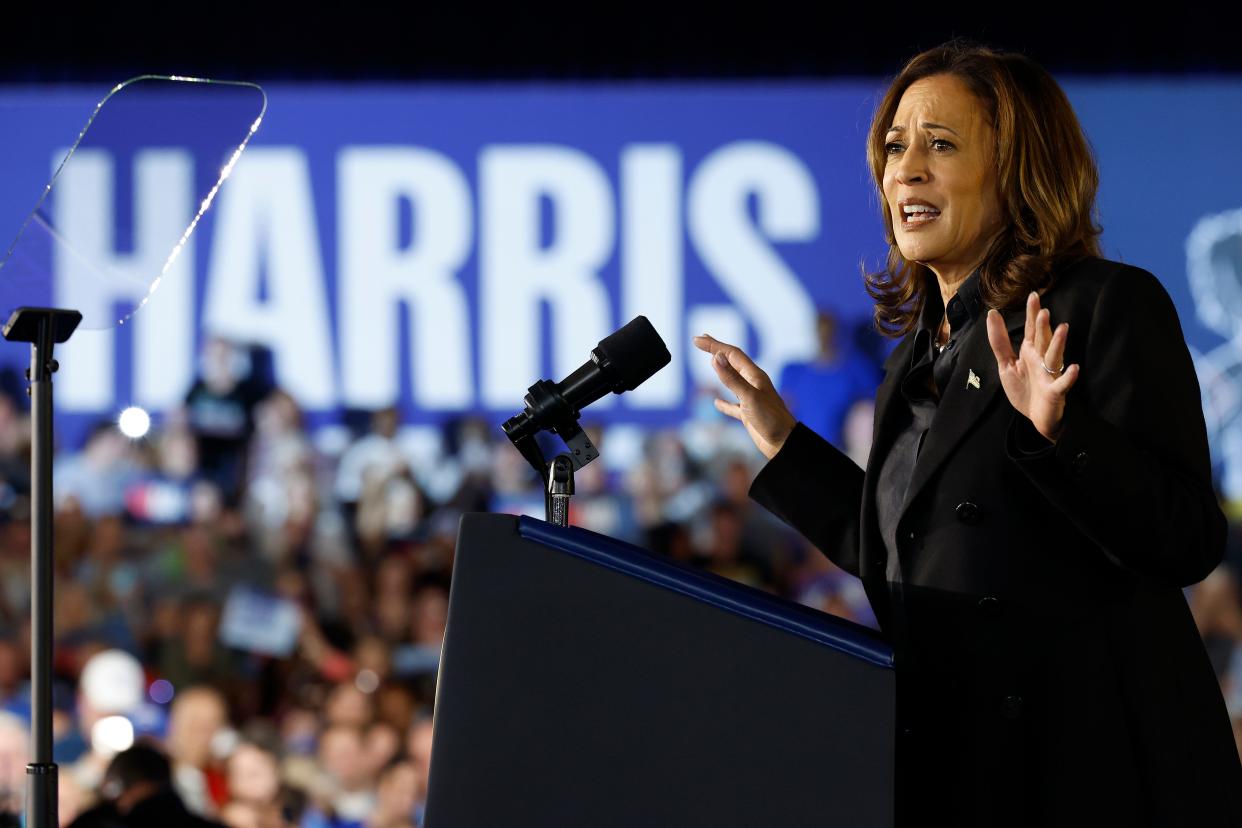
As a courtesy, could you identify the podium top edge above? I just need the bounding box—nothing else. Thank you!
[513,514,894,670]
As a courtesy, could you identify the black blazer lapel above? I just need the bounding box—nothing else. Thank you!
[899,305,1026,518]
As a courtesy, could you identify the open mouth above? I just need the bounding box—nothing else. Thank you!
[902,205,941,225]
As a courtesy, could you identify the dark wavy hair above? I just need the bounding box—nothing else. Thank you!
[864,40,1103,337]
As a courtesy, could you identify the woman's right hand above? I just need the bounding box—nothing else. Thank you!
[692,334,797,460]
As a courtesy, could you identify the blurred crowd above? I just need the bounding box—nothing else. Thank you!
[0,310,1236,826]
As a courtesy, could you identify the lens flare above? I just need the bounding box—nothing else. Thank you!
[117,406,151,439]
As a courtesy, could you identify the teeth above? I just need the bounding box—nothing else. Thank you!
[902,203,940,224]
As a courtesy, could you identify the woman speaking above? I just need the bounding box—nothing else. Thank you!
[694,42,1242,824]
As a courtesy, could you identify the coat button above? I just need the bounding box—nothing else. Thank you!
[955,501,981,524]
[1000,694,1023,719]
[1072,451,1089,477]
[977,596,1003,618]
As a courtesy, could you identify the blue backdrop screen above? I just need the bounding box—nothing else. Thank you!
[0,80,1239,489]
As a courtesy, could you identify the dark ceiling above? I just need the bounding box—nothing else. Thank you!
[5,8,1242,82]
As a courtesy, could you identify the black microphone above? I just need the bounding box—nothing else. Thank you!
[501,316,671,472]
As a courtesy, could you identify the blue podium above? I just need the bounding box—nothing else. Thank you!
[426,513,895,827]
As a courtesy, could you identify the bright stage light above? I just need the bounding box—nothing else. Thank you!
[91,715,135,756]
[117,406,151,439]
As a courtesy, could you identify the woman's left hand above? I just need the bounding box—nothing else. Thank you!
[985,291,1080,443]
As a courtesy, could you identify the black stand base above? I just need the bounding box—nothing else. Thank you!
[25,764,56,828]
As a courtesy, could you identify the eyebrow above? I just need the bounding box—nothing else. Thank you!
[886,122,962,137]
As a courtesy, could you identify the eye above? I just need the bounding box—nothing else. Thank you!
[884,141,904,156]
[930,138,955,151]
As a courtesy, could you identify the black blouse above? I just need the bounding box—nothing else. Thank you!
[874,268,985,600]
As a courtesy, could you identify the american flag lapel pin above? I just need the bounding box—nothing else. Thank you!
[967,369,981,389]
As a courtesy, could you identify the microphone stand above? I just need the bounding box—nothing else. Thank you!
[499,316,670,527]
[501,380,600,528]
[545,454,575,527]
[2,307,82,828]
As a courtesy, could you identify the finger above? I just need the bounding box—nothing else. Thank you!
[697,336,769,389]
[693,331,753,362]
[1024,291,1039,346]
[692,333,736,355]
[986,309,1017,368]
[713,397,744,421]
[1034,308,1055,357]
[1043,322,1069,376]
[711,350,756,399]
[724,348,773,390]
[1050,363,1080,395]
[696,334,771,389]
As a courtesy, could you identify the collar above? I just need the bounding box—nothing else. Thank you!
[919,265,985,334]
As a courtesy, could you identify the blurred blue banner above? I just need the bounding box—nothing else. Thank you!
[1,81,1240,488]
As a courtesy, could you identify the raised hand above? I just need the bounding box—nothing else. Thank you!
[985,291,1080,443]
[692,334,797,459]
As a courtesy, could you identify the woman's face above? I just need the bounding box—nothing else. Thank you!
[882,73,1005,284]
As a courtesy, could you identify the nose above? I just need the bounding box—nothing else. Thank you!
[893,142,928,185]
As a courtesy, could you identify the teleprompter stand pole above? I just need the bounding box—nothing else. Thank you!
[2,307,82,828]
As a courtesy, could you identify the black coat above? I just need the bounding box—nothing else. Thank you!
[750,256,1242,826]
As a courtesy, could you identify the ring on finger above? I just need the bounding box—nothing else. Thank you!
[1041,359,1064,376]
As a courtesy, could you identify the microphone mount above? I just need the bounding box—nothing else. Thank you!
[501,378,599,529]
[500,315,669,529]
